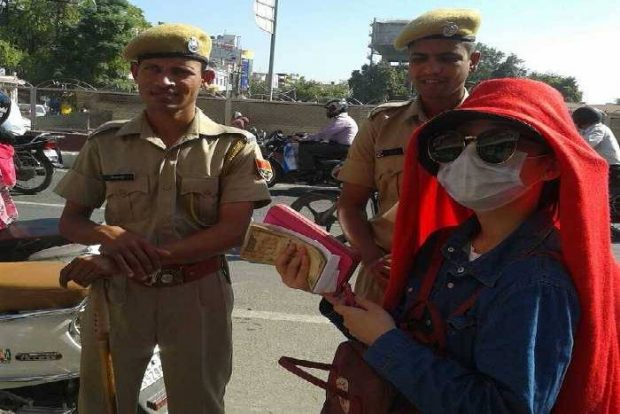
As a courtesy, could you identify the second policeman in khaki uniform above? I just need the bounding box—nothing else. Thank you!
[55,24,271,413]
[338,8,481,303]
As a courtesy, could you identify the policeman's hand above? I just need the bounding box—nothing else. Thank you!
[59,255,115,288]
[363,253,392,289]
[275,242,311,291]
[99,226,171,279]
[333,296,396,346]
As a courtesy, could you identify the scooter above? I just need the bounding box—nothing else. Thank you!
[12,132,64,195]
[258,130,343,188]
[0,218,168,413]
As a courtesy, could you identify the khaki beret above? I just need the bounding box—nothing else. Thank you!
[123,23,212,63]
[394,8,481,50]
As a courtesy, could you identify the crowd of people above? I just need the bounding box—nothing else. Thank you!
[2,6,614,414]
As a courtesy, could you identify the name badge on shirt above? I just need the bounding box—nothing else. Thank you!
[102,173,135,182]
[376,148,404,158]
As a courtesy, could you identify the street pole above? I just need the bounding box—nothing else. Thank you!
[266,0,278,101]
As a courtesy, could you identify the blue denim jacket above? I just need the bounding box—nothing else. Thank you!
[322,212,580,414]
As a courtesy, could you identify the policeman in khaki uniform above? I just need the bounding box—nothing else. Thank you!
[55,24,271,413]
[337,8,481,303]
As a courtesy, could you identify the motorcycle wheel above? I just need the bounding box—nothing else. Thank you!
[13,151,55,195]
[266,158,283,188]
[291,191,347,243]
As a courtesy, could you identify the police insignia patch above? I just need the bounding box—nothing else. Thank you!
[442,22,459,37]
[255,159,273,182]
[187,36,200,53]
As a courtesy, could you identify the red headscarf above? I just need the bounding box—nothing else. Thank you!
[386,78,620,413]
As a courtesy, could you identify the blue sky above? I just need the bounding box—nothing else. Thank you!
[129,0,619,104]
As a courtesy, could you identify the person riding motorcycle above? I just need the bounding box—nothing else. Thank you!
[231,111,250,129]
[295,98,358,173]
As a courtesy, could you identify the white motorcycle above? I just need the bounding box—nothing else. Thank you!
[0,218,167,413]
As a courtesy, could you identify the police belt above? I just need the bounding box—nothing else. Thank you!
[138,255,224,288]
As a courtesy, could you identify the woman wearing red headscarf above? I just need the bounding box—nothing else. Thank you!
[277,78,619,412]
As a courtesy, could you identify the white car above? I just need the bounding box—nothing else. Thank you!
[18,103,47,119]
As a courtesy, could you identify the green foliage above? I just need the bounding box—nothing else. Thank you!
[249,77,349,102]
[58,1,150,89]
[0,0,148,89]
[290,77,349,102]
[528,72,583,102]
[468,43,527,85]
[348,62,409,104]
[0,40,23,72]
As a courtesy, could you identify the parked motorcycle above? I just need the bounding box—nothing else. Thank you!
[258,130,343,188]
[12,132,63,195]
[0,218,168,413]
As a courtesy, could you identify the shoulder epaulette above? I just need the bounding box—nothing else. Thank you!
[368,101,412,119]
[217,125,256,143]
[88,120,129,139]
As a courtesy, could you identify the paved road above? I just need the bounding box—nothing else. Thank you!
[11,169,620,413]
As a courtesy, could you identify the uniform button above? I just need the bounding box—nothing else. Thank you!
[163,184,172,191]
[425,319,432,327]
[447,282,455,289]
[407,287,413,293]
[456,266,465,274]
[447,247,455,253]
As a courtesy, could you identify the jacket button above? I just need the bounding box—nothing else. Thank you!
[456,267,465,274]
[447,282,455,289]
[447,247,455,253]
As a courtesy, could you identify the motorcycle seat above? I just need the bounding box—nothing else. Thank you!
[0,261,87,312]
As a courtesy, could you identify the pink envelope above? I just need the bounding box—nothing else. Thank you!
[264,204,360,291]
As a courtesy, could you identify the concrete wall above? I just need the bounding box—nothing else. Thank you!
[56,90,374,135]
[35,89,620,141]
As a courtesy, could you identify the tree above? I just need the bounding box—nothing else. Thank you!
[348,62,409,104]
[57,0,150,90]
[290,77,348,102]
[0,40,23,72]
[468,43,527,85]
[528,72,583,102]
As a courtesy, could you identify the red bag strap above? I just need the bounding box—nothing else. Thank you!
[278,356,350,400]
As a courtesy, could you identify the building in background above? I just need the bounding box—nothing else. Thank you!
[368,19,408,64]
[208,34,254,95]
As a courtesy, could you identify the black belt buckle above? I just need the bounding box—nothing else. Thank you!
[146,267,184,287]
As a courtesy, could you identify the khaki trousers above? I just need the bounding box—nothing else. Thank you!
[78,269,234,414]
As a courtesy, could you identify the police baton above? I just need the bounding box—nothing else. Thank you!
[91,281,118,414]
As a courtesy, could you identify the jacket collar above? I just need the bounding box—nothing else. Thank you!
[441,210,558,287]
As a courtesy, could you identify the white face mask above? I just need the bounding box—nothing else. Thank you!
[437,143,531,212]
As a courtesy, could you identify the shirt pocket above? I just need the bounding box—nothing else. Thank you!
[180,176,220,226]
[104,175,150,224]
[375,157,404,207]
[446,314,477,366]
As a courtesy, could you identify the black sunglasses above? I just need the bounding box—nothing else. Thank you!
[428,128,546,165]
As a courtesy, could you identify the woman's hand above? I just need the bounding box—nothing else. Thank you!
[275,242,311,291]
[59,255,116,288]
[364,253,392,290]
[333,296,396,345]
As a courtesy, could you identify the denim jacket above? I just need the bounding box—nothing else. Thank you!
[321,211,580,414]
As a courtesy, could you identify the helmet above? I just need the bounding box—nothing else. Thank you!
[572,106,602,128]
[324,99,348,116]
[233,111,243,119]
[0,91,10,126]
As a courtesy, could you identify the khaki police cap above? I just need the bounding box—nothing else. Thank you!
[123,23,212,63]
[394,8,481,50]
